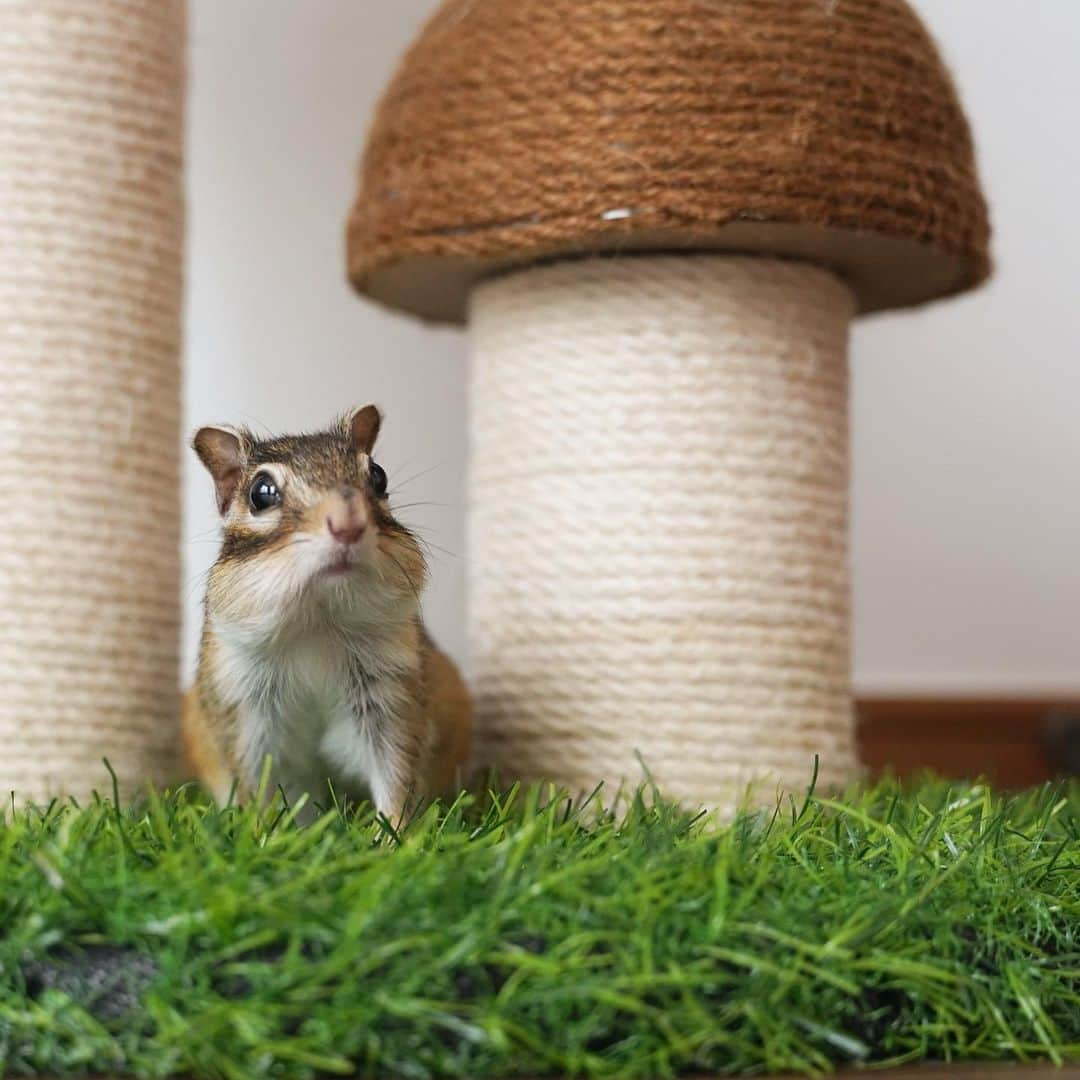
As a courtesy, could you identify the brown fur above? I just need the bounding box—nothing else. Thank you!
[184,408,472,817]
[182,631,471,810]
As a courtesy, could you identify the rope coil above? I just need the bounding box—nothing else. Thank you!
[468,255,858,807]
[0,0,186,804]
[348,0,990,322]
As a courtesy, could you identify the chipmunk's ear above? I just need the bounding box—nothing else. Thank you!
[344,404,382,454]
[193,427,247,515]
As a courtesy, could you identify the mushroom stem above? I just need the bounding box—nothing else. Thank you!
[467,255,858,807]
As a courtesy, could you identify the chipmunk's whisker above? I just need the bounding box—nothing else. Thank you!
[182,568,213,603]
[391,462,443,493]
[383,547,424,612]
[415,537,461,561]
[389,500,451,513]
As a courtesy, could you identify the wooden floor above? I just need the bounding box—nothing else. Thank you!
[857,696,1080,787]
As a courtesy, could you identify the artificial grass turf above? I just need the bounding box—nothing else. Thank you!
[0,774,1077,1079]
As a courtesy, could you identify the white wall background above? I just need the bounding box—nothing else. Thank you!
[185,0,1080,695]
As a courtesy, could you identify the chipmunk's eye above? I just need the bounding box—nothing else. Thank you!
[249,472,282,513]
[369,461,388,499]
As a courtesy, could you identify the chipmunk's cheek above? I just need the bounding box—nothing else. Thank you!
[212,546,302,624]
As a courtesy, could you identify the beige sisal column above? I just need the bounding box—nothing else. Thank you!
[468,257,855,804]
[0,1,186,803]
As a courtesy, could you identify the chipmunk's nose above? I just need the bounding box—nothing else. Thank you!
[328,519,365,546]
[326,491,367,546]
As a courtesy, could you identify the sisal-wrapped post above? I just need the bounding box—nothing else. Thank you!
[469,257,855,804]
[346,0,991,809]
[0,1,186,803]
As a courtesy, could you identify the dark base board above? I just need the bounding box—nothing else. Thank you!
[857,697,1080,787]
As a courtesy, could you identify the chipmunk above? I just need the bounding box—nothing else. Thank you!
[182,405,471,821]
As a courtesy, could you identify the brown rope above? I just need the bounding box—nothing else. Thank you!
[347,0,990,322]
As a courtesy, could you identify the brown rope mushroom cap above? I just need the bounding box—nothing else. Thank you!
[347,0,990,324]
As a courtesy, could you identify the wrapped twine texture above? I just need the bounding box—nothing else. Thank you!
[348,0,990,321]
[0,0,185,803]
[469,256,857,807]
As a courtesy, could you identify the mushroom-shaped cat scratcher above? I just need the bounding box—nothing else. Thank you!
[347,0,990,808]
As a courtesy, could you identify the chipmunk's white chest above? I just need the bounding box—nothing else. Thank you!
[213,616,415,813]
